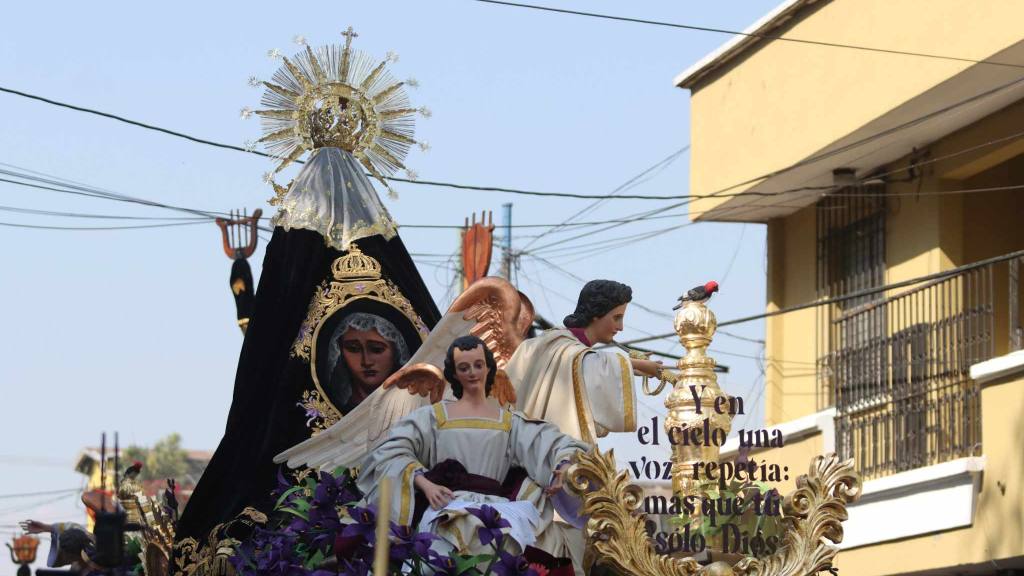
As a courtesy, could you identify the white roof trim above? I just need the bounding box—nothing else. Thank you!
[673,0,821,89]
[970,349,1024,385]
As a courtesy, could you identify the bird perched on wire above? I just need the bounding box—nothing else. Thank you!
[673,281,719,310]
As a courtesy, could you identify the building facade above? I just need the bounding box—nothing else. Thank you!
[678,0,1024,573]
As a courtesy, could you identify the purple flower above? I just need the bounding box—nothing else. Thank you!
[337,558,371,576]
[426,551,465,576]
[313,471,339,507]
[492,550,539,576]
[466,505,511,547]
[389,523,436,561]
[306,506,342,550]
[240,529,307,576]
[300,404,323,427]
[335,505,377,560]
[341,505,377,544]
[271,468,294,501]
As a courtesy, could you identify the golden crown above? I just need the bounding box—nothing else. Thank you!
[331,246,382,281]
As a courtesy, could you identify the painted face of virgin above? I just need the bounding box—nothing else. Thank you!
[340,328,396,390]
[453,345,488,397]
[588,303,628,344]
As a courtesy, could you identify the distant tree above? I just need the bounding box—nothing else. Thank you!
[122,445,149,469]
[143,433,189,481]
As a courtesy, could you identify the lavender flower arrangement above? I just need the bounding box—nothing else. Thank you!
[229,468,550,576]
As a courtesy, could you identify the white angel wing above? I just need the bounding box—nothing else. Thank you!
[272,277,535,471]
[273,366,441,470]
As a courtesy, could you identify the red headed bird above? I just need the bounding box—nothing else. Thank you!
[673,281,719,310]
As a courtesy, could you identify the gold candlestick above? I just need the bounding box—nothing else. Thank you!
[662,300,733,500]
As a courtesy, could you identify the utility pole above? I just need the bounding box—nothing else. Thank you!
[500,203,512,280]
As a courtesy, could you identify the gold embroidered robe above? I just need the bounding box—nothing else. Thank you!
[504,328,637,443]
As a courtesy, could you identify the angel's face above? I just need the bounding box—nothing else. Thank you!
[453,345,488,397]
[588,303,628,344]
[340,328,396,390]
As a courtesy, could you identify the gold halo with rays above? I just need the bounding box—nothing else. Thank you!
[256,27,419,191]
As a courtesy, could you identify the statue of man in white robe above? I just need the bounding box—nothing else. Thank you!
[505,280,663,443]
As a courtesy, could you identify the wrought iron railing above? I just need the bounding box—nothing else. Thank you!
[817,258,1023,479]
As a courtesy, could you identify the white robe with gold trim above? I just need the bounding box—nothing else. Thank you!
[505,328,637,443]
[356,402,589,572]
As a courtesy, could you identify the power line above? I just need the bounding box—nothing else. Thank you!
[0,171,228,220]
[474,0,1024,71]
[6,79,1024,208]
[0,488,80,500]
[686,73,1024,202]
[716,329,764,345]
[0,204,209,221]
[616,246,1024,346]
[522,146,688,250]
[0,493,78,516]
[0,86,692,202]
[0,220,209,231]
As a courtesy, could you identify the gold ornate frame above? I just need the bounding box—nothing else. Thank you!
[291,245,429,430]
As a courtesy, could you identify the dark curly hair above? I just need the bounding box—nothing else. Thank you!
[443,335,497,399]
[563,279,633,328]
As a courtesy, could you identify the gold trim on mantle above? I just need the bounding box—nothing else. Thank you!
[291,244,429,431]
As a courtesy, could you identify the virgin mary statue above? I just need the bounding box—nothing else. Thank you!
[173,35,441,576]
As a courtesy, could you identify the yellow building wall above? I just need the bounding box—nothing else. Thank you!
[686,0,1024,218]
[832,374,1024,575]
[764,99,1024,424]
[764,206,819,426]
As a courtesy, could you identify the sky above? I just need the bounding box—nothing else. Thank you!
[0,0,781,555]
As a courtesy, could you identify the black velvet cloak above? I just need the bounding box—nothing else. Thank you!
[173,227,440,569]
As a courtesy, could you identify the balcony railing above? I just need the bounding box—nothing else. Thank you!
[818,256,1023,479]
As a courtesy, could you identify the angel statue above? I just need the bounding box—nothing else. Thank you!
[354,335,589,575]
[505,279,663,443]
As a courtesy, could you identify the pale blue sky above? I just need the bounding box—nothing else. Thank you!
[0,0,780,543]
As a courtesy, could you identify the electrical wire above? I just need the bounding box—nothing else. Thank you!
[522,146,688,250]
[615,246,1024,345]
[686,73,1024,201]
[6,78,1024,207]
[473,0,1024,71]
[720,224,747,284]
[0,220,209,231]
[0,204,209,221]
[0,488,81,500]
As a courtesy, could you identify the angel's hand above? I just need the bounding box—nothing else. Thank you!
[631,358,663,378]
[545,459,573,496]
[414,476,454,510]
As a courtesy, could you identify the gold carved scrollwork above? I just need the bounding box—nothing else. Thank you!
[174,508,267,576]
[566,448,861,576]
[565,300,861,576]
[291,246,429,361]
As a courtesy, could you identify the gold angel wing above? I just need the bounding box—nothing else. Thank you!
[492,369,517,407]
[383,362,446,404]
[448,278,535,368]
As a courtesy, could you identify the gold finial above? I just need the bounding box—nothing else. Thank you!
[662,300,731,499]
[331,245,382,281]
